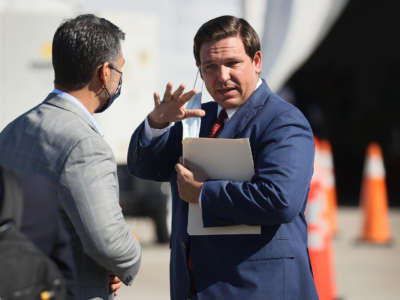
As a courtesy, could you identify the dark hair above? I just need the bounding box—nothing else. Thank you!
[52,14,125,90]
[193,15,260,65]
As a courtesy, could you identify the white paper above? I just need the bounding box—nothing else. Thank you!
[182,138,261,235]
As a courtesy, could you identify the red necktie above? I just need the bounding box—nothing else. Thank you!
[208,109,228,138]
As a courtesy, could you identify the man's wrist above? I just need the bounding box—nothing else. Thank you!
[194,182,204,203]
[148,112,169,129]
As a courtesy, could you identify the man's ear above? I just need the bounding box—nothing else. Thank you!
[253,51,262,74]
[98,62,111,85]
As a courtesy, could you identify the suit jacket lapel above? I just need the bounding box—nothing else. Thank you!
[218,80,271,139]
[44,93,102,135]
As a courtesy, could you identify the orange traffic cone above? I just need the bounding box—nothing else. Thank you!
[359,143,391,244]
[306,138,337,300]
[319,140,338,236]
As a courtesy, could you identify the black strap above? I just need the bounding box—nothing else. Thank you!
[0,166,23,229]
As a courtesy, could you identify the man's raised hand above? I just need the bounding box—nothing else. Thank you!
[148,82,205,129]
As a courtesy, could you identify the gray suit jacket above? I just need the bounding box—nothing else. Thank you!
[0,93,141,300]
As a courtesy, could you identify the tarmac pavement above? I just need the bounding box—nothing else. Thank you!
[118,207,400,300]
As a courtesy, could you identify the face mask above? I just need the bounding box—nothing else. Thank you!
[182,70,202,139]
[96,71,122,113]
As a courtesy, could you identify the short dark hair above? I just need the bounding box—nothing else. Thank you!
[193,15,260,65]
[52,14,125,90]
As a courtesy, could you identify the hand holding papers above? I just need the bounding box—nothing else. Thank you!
[182,138,261,235]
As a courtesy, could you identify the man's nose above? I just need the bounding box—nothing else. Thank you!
[217,65,230,82]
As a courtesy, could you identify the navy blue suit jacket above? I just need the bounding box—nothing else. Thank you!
[128,80,318,300]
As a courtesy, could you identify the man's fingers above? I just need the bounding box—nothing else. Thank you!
[109,275,121,283]
[153,92,161,107]
[175,163,191,180]
[177,89,197,105]
[175,164,185,199]
[109,274,122,295]
[175,163,185,175]
[110,282,123,290]
[176,163,196,184]
[162,82,173,102]
[184,109,206,118]
[172,84,185,100]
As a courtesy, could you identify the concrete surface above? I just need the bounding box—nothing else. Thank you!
[118,207,400,300]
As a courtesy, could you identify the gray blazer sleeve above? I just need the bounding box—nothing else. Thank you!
[59,135,141,285]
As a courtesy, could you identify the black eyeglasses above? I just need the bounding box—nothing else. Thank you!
[109,64,122,75]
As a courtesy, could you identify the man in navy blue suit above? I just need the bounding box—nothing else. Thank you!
[128,15,318,300]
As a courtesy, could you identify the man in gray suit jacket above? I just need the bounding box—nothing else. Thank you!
[0,14,141,299]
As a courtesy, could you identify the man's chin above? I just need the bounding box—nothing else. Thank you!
[215,97,244,109]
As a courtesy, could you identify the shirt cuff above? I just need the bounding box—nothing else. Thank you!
[142,117,172,146]
[198,187,203,208]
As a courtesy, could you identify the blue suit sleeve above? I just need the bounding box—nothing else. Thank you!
[201,108,315,227]
[127,121,182,181]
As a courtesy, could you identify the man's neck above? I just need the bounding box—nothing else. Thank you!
[54,85,98,115]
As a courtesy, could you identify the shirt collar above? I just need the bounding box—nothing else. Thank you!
[51,88,104,136]
[217,78,262,120]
